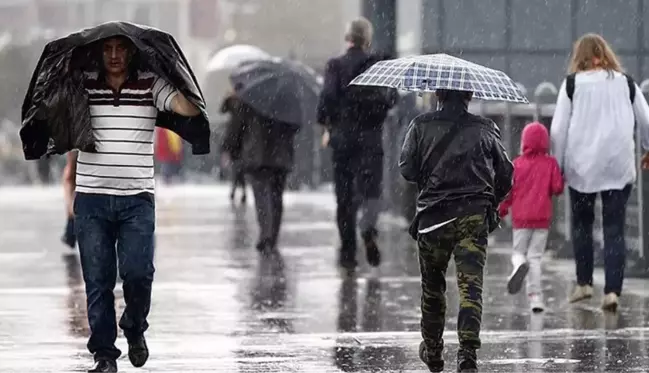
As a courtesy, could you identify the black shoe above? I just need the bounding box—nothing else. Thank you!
[128,336,149,368]
[362,229,381,267]
[88,359,117,372]
[419,341,444,372]
[457,347,478,372]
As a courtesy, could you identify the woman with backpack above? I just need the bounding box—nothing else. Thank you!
[550,33,649,312]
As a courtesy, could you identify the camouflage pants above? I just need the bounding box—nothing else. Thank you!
[417,214,488,352]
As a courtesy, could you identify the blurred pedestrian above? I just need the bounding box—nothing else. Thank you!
[222,99,298,255]
[155,127,184,184]
[551,33,649,312]
[220,93,247,204]
[400,89,513,373]
[317,17,396,278]
[61,150,78,249]
[498,121,564,313]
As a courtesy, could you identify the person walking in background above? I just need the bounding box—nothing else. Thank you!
[220,92,247,204]
[499,121,564,313]
[400,89,513,373]
[155,127,183,184]
[317,17,396,278]
[222,97,298,255]
[551,33,649,312]
[61,150,78,249]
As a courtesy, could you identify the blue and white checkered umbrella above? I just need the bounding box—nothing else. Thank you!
[350,53,528,103]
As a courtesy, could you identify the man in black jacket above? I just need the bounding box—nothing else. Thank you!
[399,89,513,373]
[317,17,396,277]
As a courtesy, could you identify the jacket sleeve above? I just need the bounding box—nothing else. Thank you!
[498,166,514,218]
[316,58,340,126]
[221,116,244,155]
[490,133,514,204]
[550,156,565,195]
[633,83,649,152]
[550,79,572,170]
[399,120,420,183]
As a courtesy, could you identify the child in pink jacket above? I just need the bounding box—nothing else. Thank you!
[499,121,564,312]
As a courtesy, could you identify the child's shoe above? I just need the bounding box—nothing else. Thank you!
[507,255,529,294]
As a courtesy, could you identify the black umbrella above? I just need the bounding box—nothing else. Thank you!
[229,58,321,127]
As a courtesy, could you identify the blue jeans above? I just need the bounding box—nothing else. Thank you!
[74,192,155,360]
[570,185,631,295]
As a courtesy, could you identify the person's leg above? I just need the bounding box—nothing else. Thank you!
[417,225,455,372]
[569,187,596,301]
[268,170,288,250]
[527,229,549,312]
[115,193,156,368]
[508,229,531,294]
[74,193,121,364]
[358,152,383,268]
[453,214,488,371]
[332,151,359,273]
[601,185,632,301]
[249,169,274,252]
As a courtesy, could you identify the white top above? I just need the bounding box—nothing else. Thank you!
[76,71,178,196]
[550,70,649,193]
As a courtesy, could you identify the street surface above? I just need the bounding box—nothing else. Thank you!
[1,185,649,372]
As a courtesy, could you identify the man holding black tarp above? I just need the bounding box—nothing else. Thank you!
[21,23,209,373]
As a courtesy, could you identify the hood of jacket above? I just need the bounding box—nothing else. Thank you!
[521,121,549,155]
[20,21,210,160]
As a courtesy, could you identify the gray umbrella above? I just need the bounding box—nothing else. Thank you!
[229,58,321,127]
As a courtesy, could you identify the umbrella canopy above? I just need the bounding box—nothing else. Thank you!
[350,53,528,103]
[207,44,271,72]
[229,58,322,127]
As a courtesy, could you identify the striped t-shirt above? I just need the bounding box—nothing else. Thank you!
[75,71,178,196]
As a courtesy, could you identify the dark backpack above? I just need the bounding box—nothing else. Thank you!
[566,72,636,103]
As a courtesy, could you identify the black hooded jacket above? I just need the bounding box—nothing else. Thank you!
[399,97,513,239]
[20,21,210,160]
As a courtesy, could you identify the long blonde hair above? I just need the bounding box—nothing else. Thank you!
[568,33,624,74]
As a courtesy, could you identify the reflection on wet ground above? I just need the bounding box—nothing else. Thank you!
[0,186,649,372]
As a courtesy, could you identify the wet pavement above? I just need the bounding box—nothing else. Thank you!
[1,184,649,372]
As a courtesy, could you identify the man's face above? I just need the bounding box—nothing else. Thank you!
[102,38,130,75]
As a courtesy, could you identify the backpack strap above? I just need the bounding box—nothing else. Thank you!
[566,73,576,101]
[566,72,636,103]
[624,73,636,103]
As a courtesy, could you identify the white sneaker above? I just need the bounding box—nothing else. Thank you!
[507,260,529,294]
[529,293,544,313]
[601,292,619,312]
[568,285,593,303]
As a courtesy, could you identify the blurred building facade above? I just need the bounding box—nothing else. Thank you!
[346,0,649,89]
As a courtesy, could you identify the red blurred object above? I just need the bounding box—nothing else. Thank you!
[155,127,183,163]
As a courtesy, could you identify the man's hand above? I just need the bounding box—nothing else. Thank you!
[321,129,330,148]
[642,152,649,169]
[171,92,201,117]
